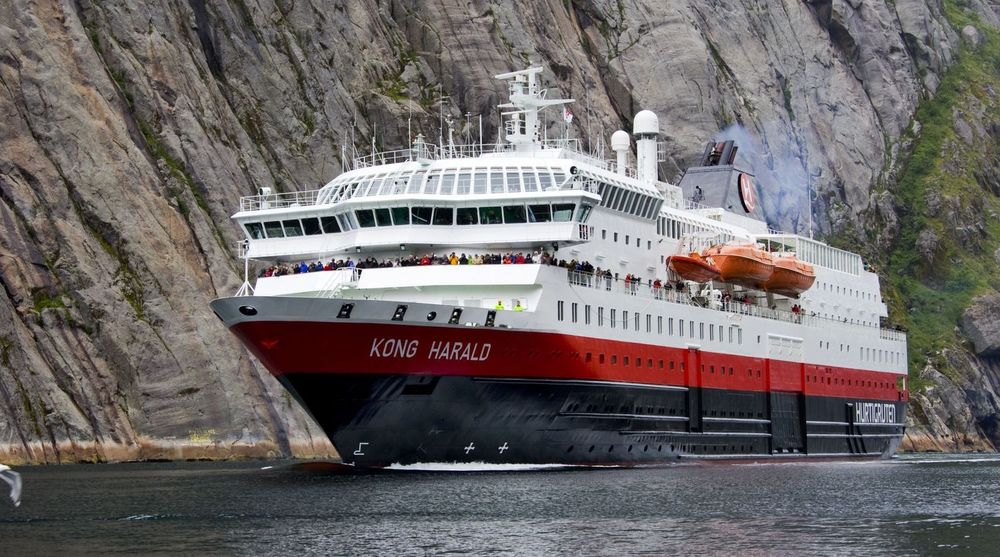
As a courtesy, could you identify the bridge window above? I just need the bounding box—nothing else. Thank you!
[432,207,453,225]
[480,206,502,224]
[503,172,518,193]
[490,172,503,193]
[411,206,432,225]
[553,203,575,222]
[503,205,527,223]
[301,218,322,235]
[391,207,409,225]
[457,207,478,225]
[469,170,486,194]
[439,173,456,195]
[245,222,265,239]
[576,204,593,222]
[528,204,552,222]
[320,216,340,233]
[423,172,440,194]
[355,210,376,228]
[538,171,553,190]
[374,208,392,226]
[263,220,284,238]
[523,170,538,192]
[455,172,472,194]
[484,172,501,194]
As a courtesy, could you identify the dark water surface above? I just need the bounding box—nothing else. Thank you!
[1,454,999,556]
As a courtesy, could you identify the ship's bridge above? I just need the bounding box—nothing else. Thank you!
[232,150,603,261]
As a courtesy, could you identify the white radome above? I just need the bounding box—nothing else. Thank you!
[610,129,630,151]
[633,110,659,136]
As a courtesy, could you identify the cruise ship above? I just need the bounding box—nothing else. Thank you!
[210,67,908,467]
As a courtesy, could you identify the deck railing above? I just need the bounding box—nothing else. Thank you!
[565,270,907,342]
[239,189,321,212]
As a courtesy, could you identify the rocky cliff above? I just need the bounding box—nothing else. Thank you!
[1,0,999,463]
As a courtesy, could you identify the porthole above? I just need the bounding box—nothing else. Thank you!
[426,311,437,321]
[238,305,258,316]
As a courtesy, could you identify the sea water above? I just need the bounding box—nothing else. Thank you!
[1,453,998,555]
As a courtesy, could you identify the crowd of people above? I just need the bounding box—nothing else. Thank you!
[258,250,564,278]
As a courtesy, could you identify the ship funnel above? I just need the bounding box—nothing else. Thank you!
[633,110,659,183]
[611,130,630,175]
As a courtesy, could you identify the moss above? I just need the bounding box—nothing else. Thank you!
[877,1,1000,383]
[0,335,12,367]
[30,288,66,313]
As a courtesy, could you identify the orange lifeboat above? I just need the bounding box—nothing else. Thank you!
[702,244,774,290]
[668,253,721,283]
[764,256,816,298]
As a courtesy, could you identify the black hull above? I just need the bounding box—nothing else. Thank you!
[279,373,905,468]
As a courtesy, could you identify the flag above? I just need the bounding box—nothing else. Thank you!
[563,107,573,124]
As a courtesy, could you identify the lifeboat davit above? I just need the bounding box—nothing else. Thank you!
[764,256,816,298]
[668,253,721,283]
[702,244,774,290]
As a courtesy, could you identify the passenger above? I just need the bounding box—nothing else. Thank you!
[459,253,468,265]
[298,261,308,274]
[495,299,505,310]
[449,252,459,265]
[420,254,431,266]
[516,253,525,264]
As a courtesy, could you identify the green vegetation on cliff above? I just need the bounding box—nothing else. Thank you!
[881,3,1000,383]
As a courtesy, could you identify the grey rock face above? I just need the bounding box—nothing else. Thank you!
[962,294,1000,357]
[0,0,998,461]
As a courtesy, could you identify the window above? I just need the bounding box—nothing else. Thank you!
[455,172,472,194]
[623,311,629,330]
[552,203,575,222]
[432,207,453,225]
[537,171,553,190]
[490,172,503,193]
[355,209,376,228]
[522,170,538,192]
[598,307,604,326]
[301,218,322,236]
[480,206,502,225]
[472,168,490,193]
[614,232,619,242]
[528,204,552,222]
[679,319,685,337]
[602,229,607,240]
[626,235,630,245]
[503,172,518,193]
[245,222,265,239]
[575,204,593,222]
[263,221,284,238]
[484,172,501,194]
[571,303,578,323]
[658,316,663,334]
[438,173,456,195]
[669,318,674,335]
[390,207,409,225]
[557,300,564,321]
[585,305,591,325]
[457,207,478,225]
[503,205,527,223]
[423,172,440,194]
[411,206,433,225]
[374,208,392,226]
[611,309,616,327]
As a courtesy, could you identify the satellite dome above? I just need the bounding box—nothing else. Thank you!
[611,130,630,151]
[633,110,659,136]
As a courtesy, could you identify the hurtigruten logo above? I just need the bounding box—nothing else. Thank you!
[853,402,896,424]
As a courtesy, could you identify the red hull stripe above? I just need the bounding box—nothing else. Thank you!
[231,320,908,402]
